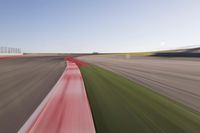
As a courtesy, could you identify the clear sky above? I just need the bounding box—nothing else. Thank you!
[0,0,200,53]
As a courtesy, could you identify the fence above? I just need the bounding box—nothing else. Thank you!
[0,47,22,55]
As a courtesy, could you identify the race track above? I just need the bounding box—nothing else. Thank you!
[79,55,200,111]
[0,56,65,132]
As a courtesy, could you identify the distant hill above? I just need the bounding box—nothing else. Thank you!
[182,47,200,53]
[153,47,200,57]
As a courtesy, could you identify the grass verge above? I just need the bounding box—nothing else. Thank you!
[111,52,154,56]
[80,65,200,133]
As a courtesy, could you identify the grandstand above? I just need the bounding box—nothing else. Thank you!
[0,47,22,56]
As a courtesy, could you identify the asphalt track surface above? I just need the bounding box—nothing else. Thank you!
[0,56,65,132]
[79,55,200,111]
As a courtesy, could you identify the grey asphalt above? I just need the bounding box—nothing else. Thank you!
[79,55,200,111]
[0,56,65,133]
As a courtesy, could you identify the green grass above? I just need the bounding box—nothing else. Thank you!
[105,50,179,57]
[80,65,200,133]
[111,52,154,56]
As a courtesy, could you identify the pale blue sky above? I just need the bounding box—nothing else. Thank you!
[0,0,200,53]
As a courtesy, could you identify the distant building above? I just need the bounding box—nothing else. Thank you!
[92,52,99,55]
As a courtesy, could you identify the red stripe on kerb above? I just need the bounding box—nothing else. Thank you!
[65,56,88,67]
[0,55,24,60]
[19,60,95,133]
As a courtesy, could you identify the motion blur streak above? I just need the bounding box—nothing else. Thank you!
[79,55,200,111]
[20,61,95,133]
[0,56,65,132]
[0,55,24,59]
